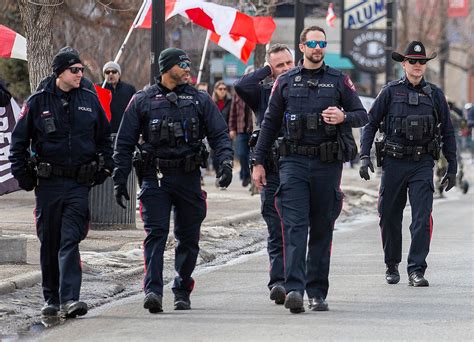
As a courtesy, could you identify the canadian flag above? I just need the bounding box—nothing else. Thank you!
[326,3,336,28]
[93,85,112,122]
[134,0,275,63]
[0,25,27,61]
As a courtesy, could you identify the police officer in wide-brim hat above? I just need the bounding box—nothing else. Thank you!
[359,39,457,288]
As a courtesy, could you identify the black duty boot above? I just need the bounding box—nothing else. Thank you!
[308,297,329,311]
[144,292,163,313]
[174,292,191,310]
[284,291,305,314]
[60,301,88,318]
[408,272,429,287]
[385,264,400,284]
[41,303,59,317]
[269,285,286,305]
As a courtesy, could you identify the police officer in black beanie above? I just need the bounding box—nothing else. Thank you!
[113,47,233,313]
[9,47,113,319]
[360,41,457,287]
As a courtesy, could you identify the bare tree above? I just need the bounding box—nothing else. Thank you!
[17,0,60,92]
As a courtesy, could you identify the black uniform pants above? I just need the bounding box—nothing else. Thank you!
[379,155,435,275]
[260,169,284,290]
[139,168,207,297]
[35,177,90,305]
[275,155,343,299]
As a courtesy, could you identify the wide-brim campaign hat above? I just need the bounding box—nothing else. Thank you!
[391,41,437,62]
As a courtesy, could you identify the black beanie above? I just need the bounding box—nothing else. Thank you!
[52,51,82,76]
[159,48,190,74]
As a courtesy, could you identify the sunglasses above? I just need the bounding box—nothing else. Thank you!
[304,40,327,48]
[105,69,118,75]
[177,61,191,69]
[67,67,84,74]
[217,87,227,91]
[406,59,427,65]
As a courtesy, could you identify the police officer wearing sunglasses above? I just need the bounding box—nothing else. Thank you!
[359,41,457,287]
[113,48,233,313]
[253,26,368,314]
[9,48,113,319]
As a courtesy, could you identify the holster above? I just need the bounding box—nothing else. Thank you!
[276,137,288,157]
[374,136,385,167]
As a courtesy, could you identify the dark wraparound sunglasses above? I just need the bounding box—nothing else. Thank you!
[68,67,84,74]
[406,59,428,65]
[177,61,191,69]
[105,69,118,75]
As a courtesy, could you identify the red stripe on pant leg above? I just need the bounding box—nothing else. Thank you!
[274,196,286,277]
[429,211,433,240]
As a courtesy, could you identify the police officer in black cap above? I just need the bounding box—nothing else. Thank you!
[359,41,457,287]
[253,26,368,314]
[113,47,233,313]
[9,48,113,318]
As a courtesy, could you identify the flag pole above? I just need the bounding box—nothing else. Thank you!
[196,30,211,85]
[102,0,148,87]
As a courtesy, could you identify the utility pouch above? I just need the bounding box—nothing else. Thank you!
[248,129,260,148]
[77,161,97,184]
[149,119,161,145]
[191,117,199,140]
[394,118,402,135]
[37,162,52,178]
[42,112,57,134]
[167,118,176,147]
[324,123,337,137]
[173,121,184,139]
[306,114,318,130]
[405,115,424,141]
[159,118,169,144]
[413,146,423,162]
[319,143,328,162]
[286,114,302,140]
[385,141,404,159]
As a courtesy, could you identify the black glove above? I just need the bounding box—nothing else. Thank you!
[93,169,111,187]
[216,160,233,188]
[17,176,36,192]
[441,173,456,192]
[359,155,374,181]
[114,183,130,209]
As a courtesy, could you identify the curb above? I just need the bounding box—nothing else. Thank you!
[0,271,41,295]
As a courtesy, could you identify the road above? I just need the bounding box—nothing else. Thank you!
[37,192,473,341]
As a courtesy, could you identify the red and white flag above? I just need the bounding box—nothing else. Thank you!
[326,3,336,28]
[0,25,27,61]
[134,0,275,63]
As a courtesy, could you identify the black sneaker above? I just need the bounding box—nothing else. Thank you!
[385,264,400,284]
[408,272,429,287]
[41,303,59,317]
[269,285,286,305]
[308,297,329,311]
[144,292,163,313]
[284,291,305,314]
[60,301,88,318]
[174,292,191,310]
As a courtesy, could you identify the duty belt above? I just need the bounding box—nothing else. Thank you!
[50,165,79,178]
[287,141,339,157]
[384,141,431,161]
[153,154,200,172]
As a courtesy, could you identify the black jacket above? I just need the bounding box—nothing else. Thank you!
[113,81,233,186]
[9,76,113,181]
[103,80,136,133]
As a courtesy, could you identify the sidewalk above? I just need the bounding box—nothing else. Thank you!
[0,167,375,297]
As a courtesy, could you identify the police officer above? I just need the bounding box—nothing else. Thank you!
[253,26,368,313]
[113,48,233,313]
[234,43,294,305]
[359,41,457,287]
[9,49,113,318]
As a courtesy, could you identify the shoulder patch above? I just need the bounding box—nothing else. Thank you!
[18,103,29,120]
[343,75,356,92]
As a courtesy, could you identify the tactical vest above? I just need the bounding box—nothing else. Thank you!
[143,87,204,159]
[283,67,342,146]
[385,82,436,146]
